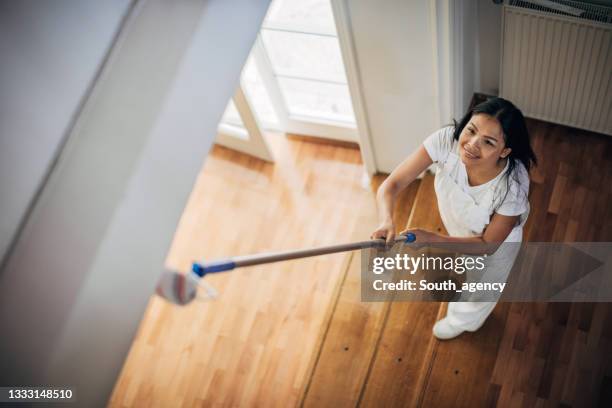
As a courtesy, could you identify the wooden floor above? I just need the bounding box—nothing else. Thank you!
[110,120,612,407]
[109,133,378,407]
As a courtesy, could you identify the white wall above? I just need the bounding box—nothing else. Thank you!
[454,0,504,111]
[0,0,271,405]
[0,0,132,266]
[343,0,441,173]
[452,0,479,119]
[477,0,502,96]
[340,0,497,173]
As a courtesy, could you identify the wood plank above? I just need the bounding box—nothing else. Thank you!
[301,176,421,406]
[418,303,511,407]
[301,251,388,407]
[359,173,446,407]
[547,174,567,214]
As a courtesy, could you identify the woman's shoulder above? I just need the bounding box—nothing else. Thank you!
[436,125,455,142]
[508,161,530,194]
[494,161,530,215]
[423,125,457,164]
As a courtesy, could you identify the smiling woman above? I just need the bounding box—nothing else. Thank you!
[458,115,511,184]
[371,97,538,340]
[452,97,537,202]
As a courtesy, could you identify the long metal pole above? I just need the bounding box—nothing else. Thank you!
[192,234,415,277]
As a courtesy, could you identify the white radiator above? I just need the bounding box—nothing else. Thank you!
[500,0,612,136]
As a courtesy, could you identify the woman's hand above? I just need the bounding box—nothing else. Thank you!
[399,228,442,246]
[371,220,396,246]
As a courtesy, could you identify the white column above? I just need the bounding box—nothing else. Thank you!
[0,0,271,406]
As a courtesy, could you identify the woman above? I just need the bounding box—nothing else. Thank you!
[371,97,537,339]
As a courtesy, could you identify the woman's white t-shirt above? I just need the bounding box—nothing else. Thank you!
[423,126,530,231]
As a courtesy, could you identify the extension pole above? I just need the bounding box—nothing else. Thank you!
[191,233,416,277]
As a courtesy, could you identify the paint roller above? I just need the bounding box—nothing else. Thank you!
[156,233,416,305]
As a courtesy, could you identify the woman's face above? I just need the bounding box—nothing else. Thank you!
[458,113,511,168]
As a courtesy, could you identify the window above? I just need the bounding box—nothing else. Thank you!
[217,0,357,158]
[261,0,355,126]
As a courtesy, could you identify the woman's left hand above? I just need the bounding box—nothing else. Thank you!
[399,228,443,245]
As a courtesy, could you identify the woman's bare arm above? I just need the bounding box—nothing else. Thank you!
[372,145,434,244]
[401,213,520,255]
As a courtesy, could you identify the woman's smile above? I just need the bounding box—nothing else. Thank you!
[462,145,480,160]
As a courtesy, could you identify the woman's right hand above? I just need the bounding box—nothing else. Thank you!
[371,221,396,246]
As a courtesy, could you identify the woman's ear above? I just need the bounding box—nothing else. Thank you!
[500,147,511,159]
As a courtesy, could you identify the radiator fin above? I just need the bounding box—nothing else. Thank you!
[501,6,612,135]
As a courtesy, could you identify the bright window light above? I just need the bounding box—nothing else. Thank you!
[261,0,355,126]
[221,100,243,127]
[264,0,337,35]
[261,30,347,83]
[242,57,280,127]
[278,77,355,123]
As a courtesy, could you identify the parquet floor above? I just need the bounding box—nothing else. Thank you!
[109,133,378,407]
[110,118,612,407]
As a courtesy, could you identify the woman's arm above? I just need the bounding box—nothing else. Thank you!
[401,213,519,255]
[372,145,434,245]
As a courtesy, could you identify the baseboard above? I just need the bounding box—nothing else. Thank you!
[286,133,360,150]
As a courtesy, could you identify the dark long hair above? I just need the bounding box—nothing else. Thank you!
[452,97,537,208]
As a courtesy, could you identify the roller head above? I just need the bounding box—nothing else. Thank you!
[155,270,198,305]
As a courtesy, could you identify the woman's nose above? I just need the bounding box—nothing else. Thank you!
[468,135,483,150]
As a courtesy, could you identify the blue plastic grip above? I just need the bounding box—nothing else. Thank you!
[192,260,236,277]
[404,232,416,243]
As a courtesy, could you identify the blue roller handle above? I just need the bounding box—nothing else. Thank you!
[192,232,417,277]
[192,260,235,277]
[405,232,416,243]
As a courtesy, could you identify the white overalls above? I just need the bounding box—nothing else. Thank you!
[432,141,529,331]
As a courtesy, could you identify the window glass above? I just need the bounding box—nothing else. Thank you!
[262,30,347,83]
[278,77,355,123]
[264,0,337,35]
